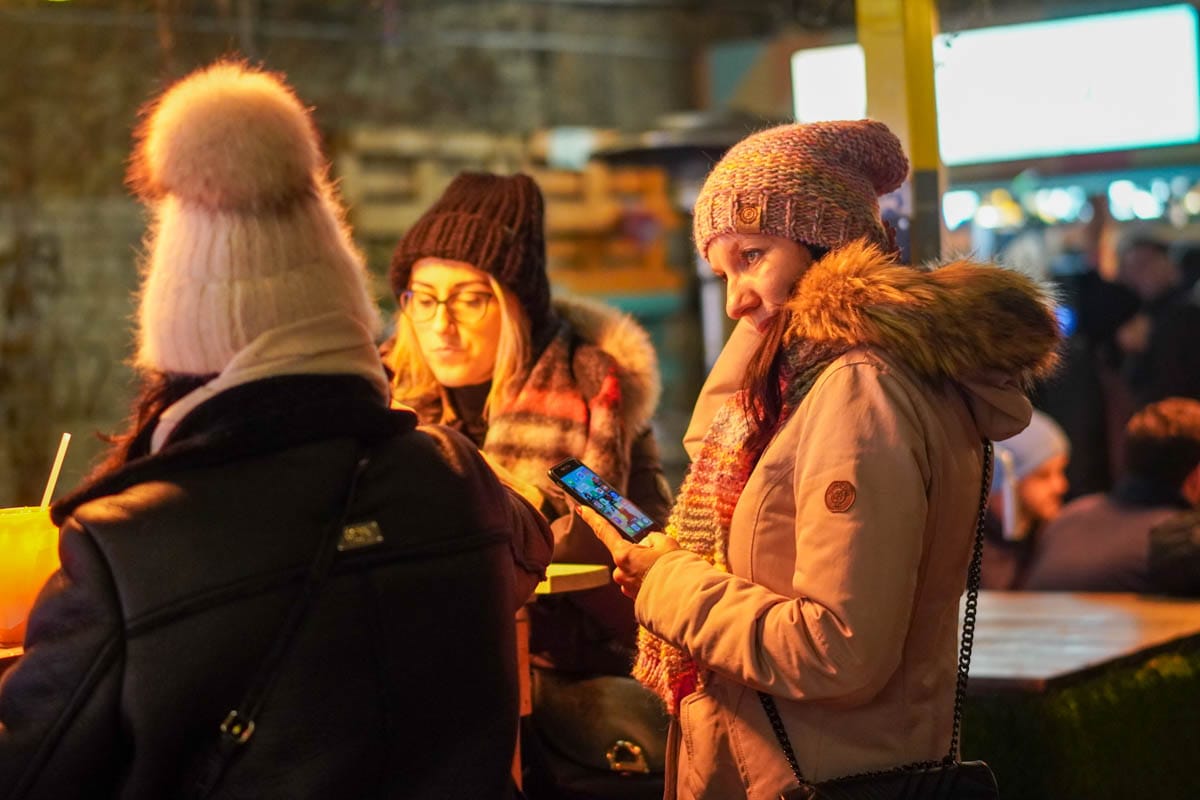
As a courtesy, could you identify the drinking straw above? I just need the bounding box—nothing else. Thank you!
[39,432,72,509]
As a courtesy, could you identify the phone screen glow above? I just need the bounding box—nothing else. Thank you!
[559,465,655,540]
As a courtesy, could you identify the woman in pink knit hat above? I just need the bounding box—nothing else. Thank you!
[574,119,1062,799]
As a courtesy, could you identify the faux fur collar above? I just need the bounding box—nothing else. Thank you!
[553,295,662,434]
[786,240,1061,387]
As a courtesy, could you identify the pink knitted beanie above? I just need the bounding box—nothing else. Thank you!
[127,61,380,376]
[692,119,909,259]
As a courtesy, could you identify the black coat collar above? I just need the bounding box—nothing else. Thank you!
[53,374,416,524]
[1112,474,1191,510]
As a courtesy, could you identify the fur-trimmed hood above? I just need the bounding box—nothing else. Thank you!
[553,294,661,435]
[786,241,1061,440]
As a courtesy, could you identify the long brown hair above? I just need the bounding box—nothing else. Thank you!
[740,242,828,454]
[91,371,213,480]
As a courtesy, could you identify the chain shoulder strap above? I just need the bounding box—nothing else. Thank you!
[758,439,994,785]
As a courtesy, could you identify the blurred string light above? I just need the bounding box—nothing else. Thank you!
[1186,186,1200,216]
[1031,187,1087,224]
[944,178,1200,229]
[969,189,1026,230]
[1108,180,1165,221]
[941,190,979,230]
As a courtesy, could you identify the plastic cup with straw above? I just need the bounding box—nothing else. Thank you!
[0,433,71,647]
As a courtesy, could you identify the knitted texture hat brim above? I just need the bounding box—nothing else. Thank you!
[129,61,380,375]
[137,193,380,374]
[692,119,909,259]
[389,172,551,338]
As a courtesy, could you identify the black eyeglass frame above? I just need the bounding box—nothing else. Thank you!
[398,289,495,325]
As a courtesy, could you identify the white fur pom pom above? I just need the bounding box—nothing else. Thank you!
[129,61,321,211]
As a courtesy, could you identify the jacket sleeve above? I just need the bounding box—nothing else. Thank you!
[1148,511,1200,596]
[420,424,553,608]
[0,518,126,799]
[637,361,928,704]
[683,319,762,460]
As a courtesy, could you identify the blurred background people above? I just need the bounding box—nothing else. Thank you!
[1104,235,1200,406]
[382,171,673,798]
[1024,397,1200,595]
[0,62,552,800]
[1032,196,1139,499]
[981,410,1071,590]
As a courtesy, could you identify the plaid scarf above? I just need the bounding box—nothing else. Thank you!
[485,322,628,511]
[633,339,846,712]
[397,318,630,511]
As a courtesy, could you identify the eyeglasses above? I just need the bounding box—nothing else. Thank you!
[399,289,494,325]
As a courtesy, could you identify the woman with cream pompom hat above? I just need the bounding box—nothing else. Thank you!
[0,61,551,799]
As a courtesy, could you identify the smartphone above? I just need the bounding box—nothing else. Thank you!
[547,457,656,544]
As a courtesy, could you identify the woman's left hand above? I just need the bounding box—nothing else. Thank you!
[574,505,679,598]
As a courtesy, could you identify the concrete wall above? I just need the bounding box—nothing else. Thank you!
[0,2,761,504]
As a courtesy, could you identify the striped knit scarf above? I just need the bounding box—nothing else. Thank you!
[395,319,630,508]
[633,338,846,713]
[485,322,628,511]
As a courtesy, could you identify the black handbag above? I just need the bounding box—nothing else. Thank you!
[521,668,670,800]
[760,440,1000,800]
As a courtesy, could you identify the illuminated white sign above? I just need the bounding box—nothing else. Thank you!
[790,5,1200,166]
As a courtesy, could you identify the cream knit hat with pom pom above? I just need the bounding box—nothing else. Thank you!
[127,60,380,376]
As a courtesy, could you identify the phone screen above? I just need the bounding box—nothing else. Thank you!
[548,458,656,543]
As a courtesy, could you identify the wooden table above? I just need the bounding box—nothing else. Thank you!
[963,591,1200,800]
[536,562,612,595]
[970,590,1200,693]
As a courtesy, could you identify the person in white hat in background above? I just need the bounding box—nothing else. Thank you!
[981,409,1071,590]
[0,61,551,800]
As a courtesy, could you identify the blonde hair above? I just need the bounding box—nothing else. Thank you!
[386,275,531,419]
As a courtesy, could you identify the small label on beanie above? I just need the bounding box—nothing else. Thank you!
[824,481,856,513]
[734,202,762,234]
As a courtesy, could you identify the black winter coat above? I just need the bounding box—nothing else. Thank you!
[0,375,552,799]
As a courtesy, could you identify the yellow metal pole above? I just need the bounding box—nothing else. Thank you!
[857,0,942,264]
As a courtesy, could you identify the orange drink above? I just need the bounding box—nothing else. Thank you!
[0,507,60,647]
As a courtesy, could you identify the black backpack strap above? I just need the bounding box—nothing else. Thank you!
[188,449,372,798]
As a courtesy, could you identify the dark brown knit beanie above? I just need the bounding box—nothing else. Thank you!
[389,172,551,336]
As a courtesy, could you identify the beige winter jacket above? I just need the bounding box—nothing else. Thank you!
[639,242,1060,799]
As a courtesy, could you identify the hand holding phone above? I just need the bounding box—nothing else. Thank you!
[547,457,656,544]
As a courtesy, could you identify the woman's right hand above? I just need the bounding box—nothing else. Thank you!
[573,505,678,598]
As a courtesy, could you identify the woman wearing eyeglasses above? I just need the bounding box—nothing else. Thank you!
[383,172,673,681]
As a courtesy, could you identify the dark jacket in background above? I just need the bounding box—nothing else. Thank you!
[979,511,1042,591]
[1023,476,1194,594]
[0,375,552,800]
[1034,270,1140,498]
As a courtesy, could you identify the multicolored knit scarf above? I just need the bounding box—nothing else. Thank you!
[633,338,847,713]
[397,318,630,511]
